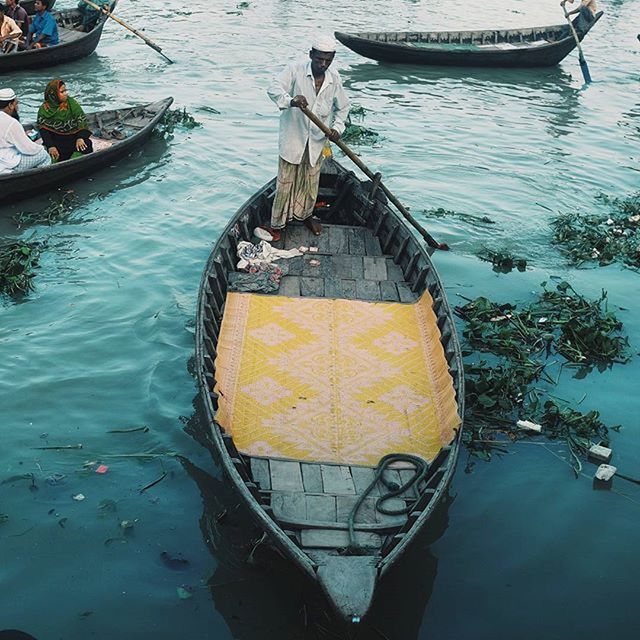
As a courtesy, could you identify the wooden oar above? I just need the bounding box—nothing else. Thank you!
[299,105,449,251]
[561,3,592,83]
[80,0,174,64]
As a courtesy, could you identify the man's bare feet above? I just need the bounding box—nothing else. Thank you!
[304,216,322,236]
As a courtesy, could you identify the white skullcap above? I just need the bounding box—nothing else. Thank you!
[312,34,337,53]
[0,88,16,101]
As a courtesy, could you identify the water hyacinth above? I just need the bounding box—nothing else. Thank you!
[341,104,381,146]
[0,240,41,296]
[159,108,203,135]
[551,191,640,268]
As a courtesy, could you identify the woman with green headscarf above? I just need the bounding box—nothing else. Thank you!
[37,79,93,163]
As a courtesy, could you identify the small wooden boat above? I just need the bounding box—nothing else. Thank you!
[21,0,57,14]
[0,97,173,203]
[335,11,603,67]
[195,159,464,621]
[0,0,114,72]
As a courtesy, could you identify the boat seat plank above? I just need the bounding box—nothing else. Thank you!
[270,460,304,491]
[306,494,337,522]
[250,457,271,490]
[351,466,381,496]
[300,528,381,549]
[301,463,324,492]
[379,281,400,302]
[336,496,377,524]
[386,259,405,282]
[364,232,383,256]
[397,282,417,302]
[321,465,356,495]
[300,276,325,297]
[363,256,388,281]
[355,279,381,301]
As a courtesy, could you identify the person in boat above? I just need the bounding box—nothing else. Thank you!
[0,87,51,173]
[265,34,350,240]
[26,0,58,48]
[4,0,29,39]
[561,0,597,36]
[77,0,109,32]
[0,5,21,52]
[37,79,93,162]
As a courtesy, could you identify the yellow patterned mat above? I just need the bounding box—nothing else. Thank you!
[214,291,460,466]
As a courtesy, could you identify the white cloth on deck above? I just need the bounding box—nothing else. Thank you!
[267,60,350,167]
[236,240,304,271]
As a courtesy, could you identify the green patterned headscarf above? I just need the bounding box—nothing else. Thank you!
[37,79,89,135]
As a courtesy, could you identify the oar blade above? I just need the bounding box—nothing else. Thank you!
[579,55,593,83]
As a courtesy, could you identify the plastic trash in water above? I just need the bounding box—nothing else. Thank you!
[95,465,109,474]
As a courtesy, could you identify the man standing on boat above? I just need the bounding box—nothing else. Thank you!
[0,88,51,173]
[265,35,350,240]
[561,0,597,36]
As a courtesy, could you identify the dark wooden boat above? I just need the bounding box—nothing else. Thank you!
[21,0,57,14]
[0,97,173,202]
[195,159,464,622]
[0,0,115,72]
[335,11,603,67]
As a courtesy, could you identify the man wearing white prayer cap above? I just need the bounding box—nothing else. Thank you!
[0,87,51,174]
[265,34,350,240]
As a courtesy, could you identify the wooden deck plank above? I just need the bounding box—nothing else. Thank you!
[301,463,324,493]
[351,466,381,496]
[300,276,325,297]
[284,255,303,276]
[356,280,381,301]
[379,281,400,302]
[270,460,304,491]
[302,254,330,278]
[373,497,408,526]
[363,256,388,281]
[336,496,377,524]
[300,529,381,549]
[364,231,383,256]
[311,229,331,253]
[399,469,419,497]
[386,259,405,282]
[306,494,337,522]
[396,282,416,302]
[341,279,357,299]
[284,224,310,249]
[271,491,307,521]
[347,228,366,256]
[331,254,355,278]
[250,458,271,490]
[279,275,300,297]
[329,226,349,255]
[321,465,356,494]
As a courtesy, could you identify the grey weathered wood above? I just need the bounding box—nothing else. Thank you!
[323,276,342,298]
[363,256,388,281]
[347,228,366,256]
[285,224,310,249]
[356,279,381,301]
[329,225,349,254]
[285,256,303,276]
[250,458,271,490]
[331,255,363,279]
[270,460,304,491]
[271,491,307,521]
[306,494,337,522]
[341,279,357,299]
[302,255,330,278]
[364,231,383,256]
[396,282,416,302]
[279,275,300,297]
[351,466,381,496]
[399,469,418,497]
[321,465,356,494]
[311,229,331,253]
[386,259,405,282]
[301,528,381,549]
[301,463,324,492]
[336,496,377,524]
[300,276,325,297]
[379,281,400,302]
[373,497,407,526]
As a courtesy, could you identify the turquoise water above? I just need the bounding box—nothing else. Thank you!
[1,0,639,638]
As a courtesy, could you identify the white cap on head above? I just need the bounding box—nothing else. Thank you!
[0,88,17,101]
[312,34,337,53]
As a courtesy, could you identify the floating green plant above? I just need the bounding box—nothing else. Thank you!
[160,108,202,135]
[551,191,640,268]
[477,248,527,273]
[424,207,496,226]
[13,190,75,228]
[342,104,380,146]
[0,240,41,296]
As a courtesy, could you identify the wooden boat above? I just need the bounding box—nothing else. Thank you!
[0,0,115,72]
[21,0,57,14]
[0,97,173,203]
[335,11,603,67]
[195,158,465,621]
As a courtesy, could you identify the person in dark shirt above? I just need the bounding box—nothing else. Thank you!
[4,0,29,38]
[26,0,58,48]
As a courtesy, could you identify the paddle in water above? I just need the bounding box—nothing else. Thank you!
[561,0,593,84]
[298,105,449,251]
[79,0,174,63]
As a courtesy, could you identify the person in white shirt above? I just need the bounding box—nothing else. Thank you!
[0,87,51,174]
[561,0,598,35]
[266,35,350,240]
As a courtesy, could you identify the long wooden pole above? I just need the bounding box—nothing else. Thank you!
[299,105,449,251]
[561,3,592,83]
[80,0,174,63]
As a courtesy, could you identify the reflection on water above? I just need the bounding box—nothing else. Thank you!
[181,396,452,639]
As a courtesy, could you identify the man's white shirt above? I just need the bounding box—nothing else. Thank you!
[0,110,45,173]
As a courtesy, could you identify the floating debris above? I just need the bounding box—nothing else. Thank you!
[0,240,41,296]
[423,207,496,226]
[72,493,86,501]
[159,108,202,135]
[160,551,190,570]
[13,190,75,228]
[342,104,381,146]
[477,248,527,273]
[107,426,150,434]
[551,191,640,269]
[177,585,194,600]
